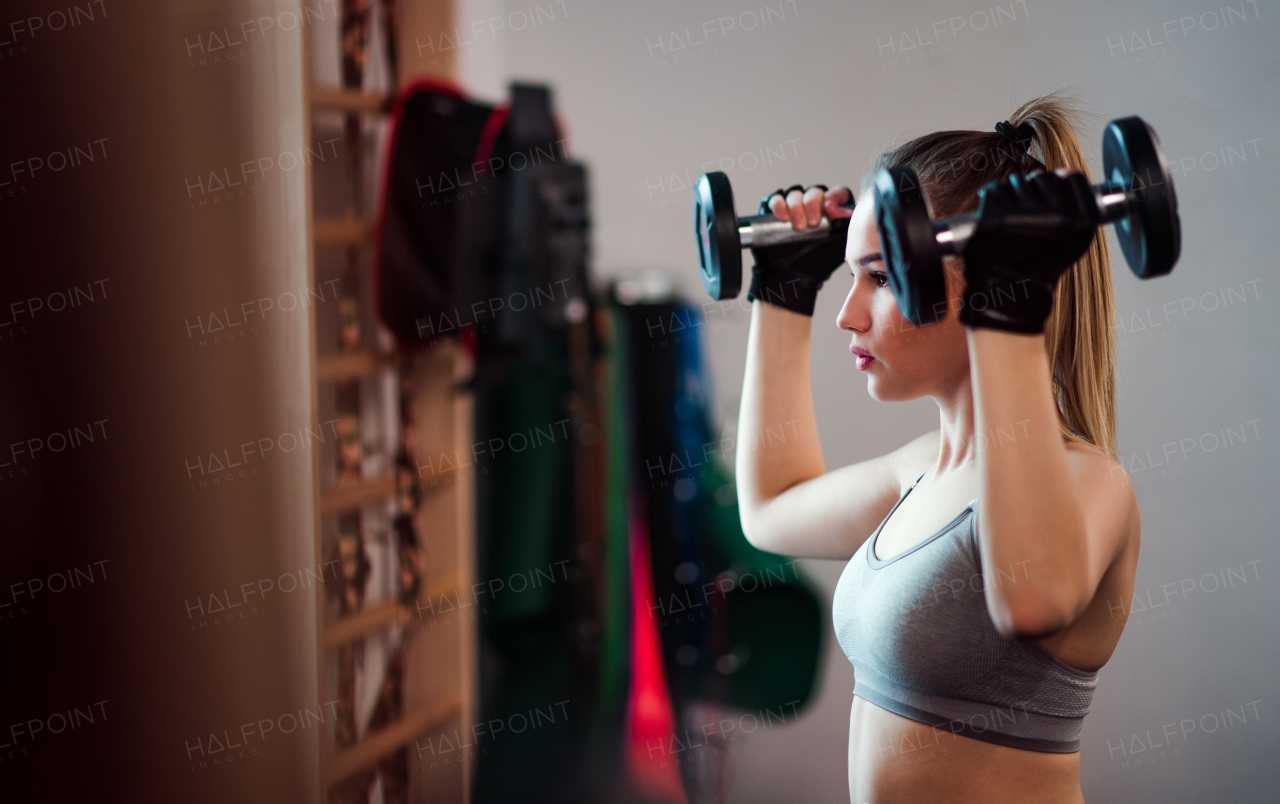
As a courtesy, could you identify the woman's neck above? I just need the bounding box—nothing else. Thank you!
[933,371,978,476]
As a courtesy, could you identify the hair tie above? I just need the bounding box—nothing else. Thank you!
[995,120,1036,150]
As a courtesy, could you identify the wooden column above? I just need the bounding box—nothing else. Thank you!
[404,341,475,802]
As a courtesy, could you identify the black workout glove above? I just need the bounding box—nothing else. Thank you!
[959,171,1100,334]
[746,185,851,317]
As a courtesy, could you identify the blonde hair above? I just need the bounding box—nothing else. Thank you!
[862,93,1117,459]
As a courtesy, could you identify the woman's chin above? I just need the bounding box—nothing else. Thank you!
[864,376,916,403]
[865,377,890,402]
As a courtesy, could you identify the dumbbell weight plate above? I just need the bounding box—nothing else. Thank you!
[694,172,742,300]
[873,167,949,326]
[1101,116,1181,279]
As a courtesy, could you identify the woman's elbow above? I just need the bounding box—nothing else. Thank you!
[989,590,1082,640]
[738,498,779,552]
[738,506,765,550]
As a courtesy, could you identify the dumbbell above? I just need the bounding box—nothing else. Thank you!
[693,172,856,300]
[874,116,1182,326]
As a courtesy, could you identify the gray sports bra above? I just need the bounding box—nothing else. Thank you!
[832,472,1098,753]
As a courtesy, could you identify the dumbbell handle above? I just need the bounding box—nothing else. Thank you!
[933,185,1133,255]
[737,203,858,248]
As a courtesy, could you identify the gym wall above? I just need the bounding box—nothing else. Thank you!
[452,0,1279,802]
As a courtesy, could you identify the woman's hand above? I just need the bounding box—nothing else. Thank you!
[959,169,1100,334]
[746,184,856,317]
[764,184,856,230]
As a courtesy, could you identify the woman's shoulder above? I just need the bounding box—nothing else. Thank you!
[1062,437,1129,486]
[1063,438,1140,538]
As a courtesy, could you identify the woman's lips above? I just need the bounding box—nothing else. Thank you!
[851,346,875,371]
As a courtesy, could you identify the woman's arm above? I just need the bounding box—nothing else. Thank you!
[968,328,1137,638]
[736,300,927,559]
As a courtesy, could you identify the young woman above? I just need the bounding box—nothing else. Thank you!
[735,96,1140,803]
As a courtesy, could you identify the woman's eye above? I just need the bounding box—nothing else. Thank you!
[871,272,889,288]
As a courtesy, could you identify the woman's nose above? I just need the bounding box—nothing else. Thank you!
[836,281,870,333]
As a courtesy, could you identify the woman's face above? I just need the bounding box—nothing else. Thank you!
[835,195,971,401]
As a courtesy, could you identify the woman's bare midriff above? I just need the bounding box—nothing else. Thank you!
[848,696,1086,804]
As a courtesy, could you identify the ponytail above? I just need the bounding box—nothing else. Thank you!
[1009,96,1116,459]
